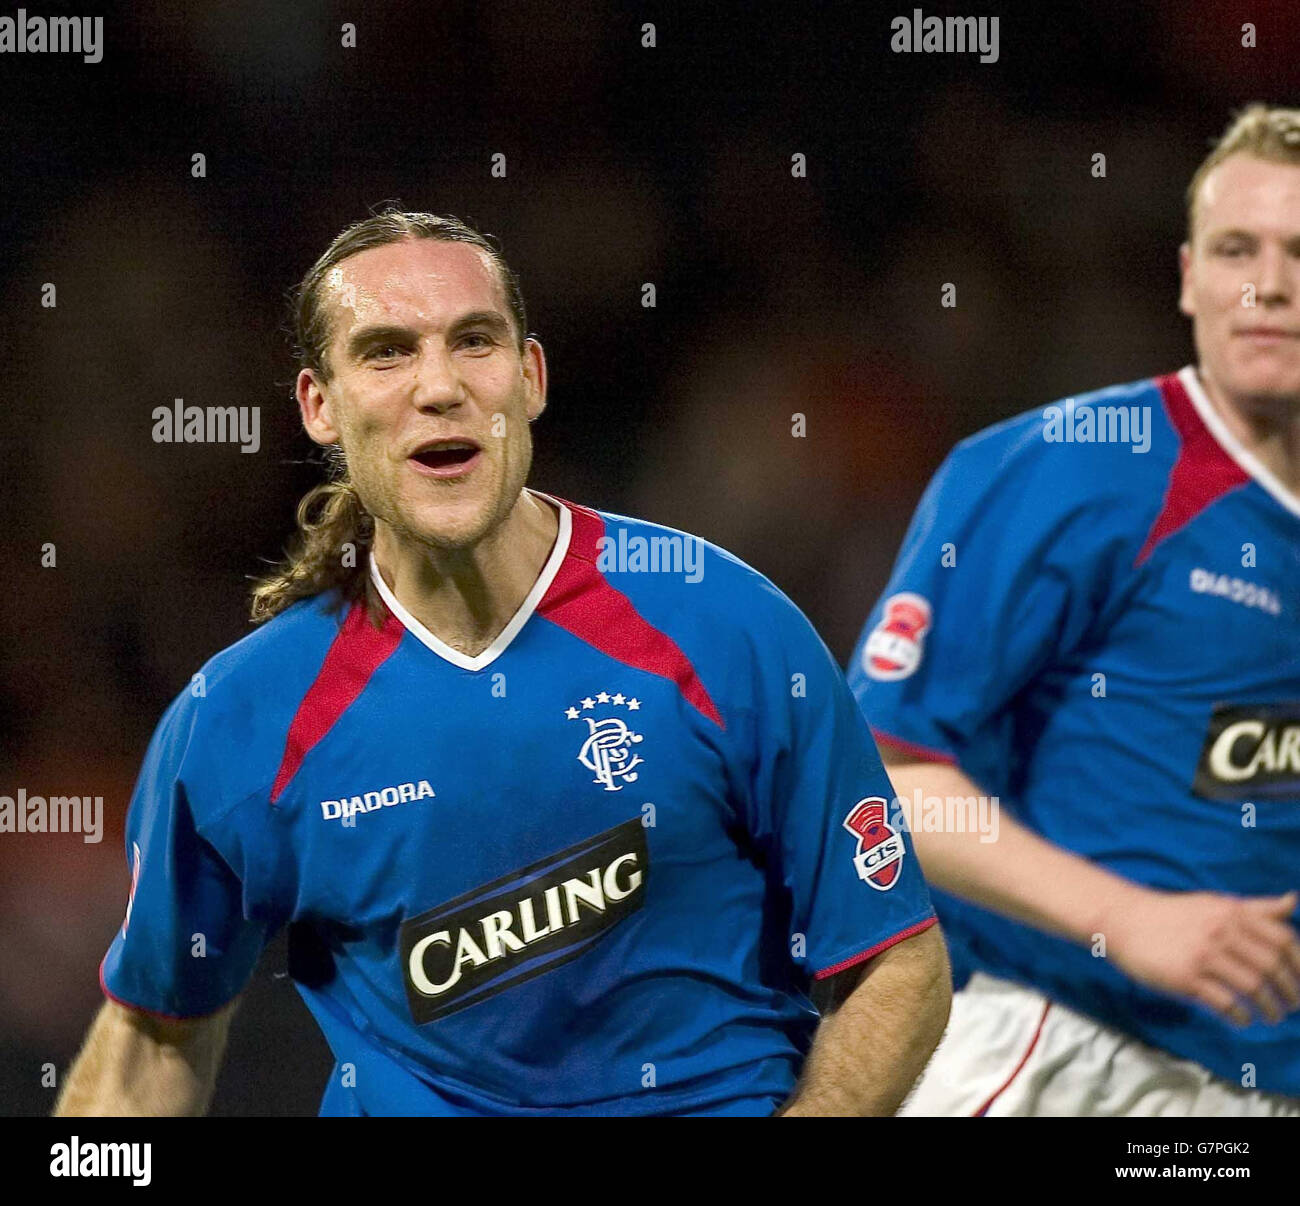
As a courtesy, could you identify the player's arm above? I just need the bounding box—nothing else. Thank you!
[882,747,1300,1027]
[851,429,1300,1027]
[83,687,274,1117]
[54,997,237,1117]
[731,559,948,1116]
[778,922,951,1117]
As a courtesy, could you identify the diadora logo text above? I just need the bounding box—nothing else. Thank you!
[1189,568,1282,616]
[319,779,435,822]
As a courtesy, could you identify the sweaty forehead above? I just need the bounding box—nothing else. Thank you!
[323,239,505,331]
[1197,154,1300,233]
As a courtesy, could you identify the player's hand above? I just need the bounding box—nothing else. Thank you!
[1103,887,1300,1026]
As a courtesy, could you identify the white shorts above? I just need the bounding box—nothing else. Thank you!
[899,972,1300,1117]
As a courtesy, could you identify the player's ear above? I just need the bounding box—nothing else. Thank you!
[297,368,342,446]
[522,336,548,422]
[1177,241,1195,318]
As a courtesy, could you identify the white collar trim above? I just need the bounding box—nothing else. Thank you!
[1178,365,1300,519]
[368,490,573,671]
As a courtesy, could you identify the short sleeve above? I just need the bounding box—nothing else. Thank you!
[847,416,1121,773]
[738,589,937,981]
[100,691,270,1018]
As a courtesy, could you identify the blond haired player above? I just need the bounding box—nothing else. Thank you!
[850,106,1300,1116]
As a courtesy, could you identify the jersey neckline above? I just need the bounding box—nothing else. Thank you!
[1178,365,1300,520]
[367,490,574,672]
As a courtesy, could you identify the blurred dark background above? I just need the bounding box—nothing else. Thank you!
[1,0,1294,1115]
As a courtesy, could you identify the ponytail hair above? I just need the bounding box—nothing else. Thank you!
[250,455,375,622]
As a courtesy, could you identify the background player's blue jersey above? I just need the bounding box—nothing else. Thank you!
[848,367,1300,1096]
[101,492,935,1116]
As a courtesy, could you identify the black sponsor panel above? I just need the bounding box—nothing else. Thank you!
[1193,702,1300,801]
[400,818,647,1022]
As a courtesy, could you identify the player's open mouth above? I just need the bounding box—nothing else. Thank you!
[1236,328,1300,344]
[408,440,483,478]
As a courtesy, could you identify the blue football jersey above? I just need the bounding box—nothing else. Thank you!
[101,492,936,1116]
[848,367,1300,1096]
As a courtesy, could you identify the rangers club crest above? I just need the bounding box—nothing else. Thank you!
[842,797,904,890]
[566,692,645,792]
[863,592,931,681]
